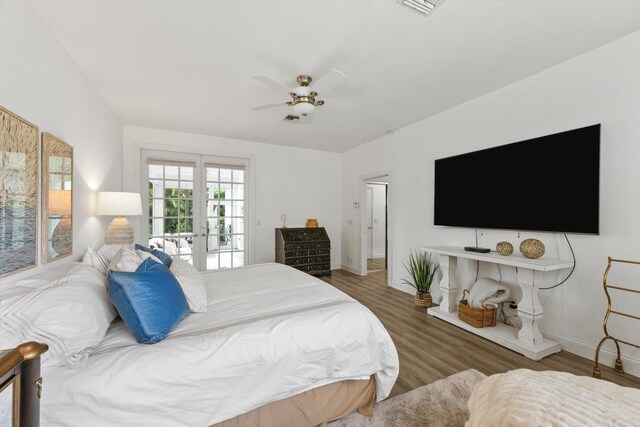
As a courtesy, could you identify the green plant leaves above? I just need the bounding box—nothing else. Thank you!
[402,250,439,294]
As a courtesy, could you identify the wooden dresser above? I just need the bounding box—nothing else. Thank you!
[275,227,331,277]
[0,342,48,427]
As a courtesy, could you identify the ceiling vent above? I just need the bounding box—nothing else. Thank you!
[399,0,446,16]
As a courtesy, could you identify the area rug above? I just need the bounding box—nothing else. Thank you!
[328,369,487,427]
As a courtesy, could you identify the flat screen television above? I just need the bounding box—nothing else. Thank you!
[434,124,600,234]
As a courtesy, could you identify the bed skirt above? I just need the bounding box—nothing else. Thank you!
[212,376,377,427]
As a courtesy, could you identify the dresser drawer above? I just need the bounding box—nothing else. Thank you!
[284,243,309,251]
[308,255,329,264]
[308,242,330,250]
[308,248,329,256]
[285,257,309,266]
[285,249,308,257]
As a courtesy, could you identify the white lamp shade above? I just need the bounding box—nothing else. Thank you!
[293,102,315,115]
[96,192,143,216]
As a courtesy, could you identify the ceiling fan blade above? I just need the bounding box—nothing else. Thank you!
[320,98,360,111]
[253,75,293,92]
[311,69,347,94]
[251,102,287,111]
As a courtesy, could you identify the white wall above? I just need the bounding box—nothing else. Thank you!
[341,30,640,374]
[0,1,123,285]
[122,125,342,269]
[367,184,386,259]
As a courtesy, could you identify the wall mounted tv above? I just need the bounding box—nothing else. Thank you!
[434,124,600,235]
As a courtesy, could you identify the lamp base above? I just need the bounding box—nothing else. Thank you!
[105,216,135,246]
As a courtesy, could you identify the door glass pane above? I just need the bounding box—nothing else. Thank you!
[180,167,193,181]
[233,251,244,267]
[232,201,244,218]
[207,168,218,182]
[207,183,220,199]
[220,169,232,182]
[232,169,244,183]
[232,184,244,199]
[219,183,231,200]
[219,251,232,268]
[149,165,163,179]
[165,166,179,180]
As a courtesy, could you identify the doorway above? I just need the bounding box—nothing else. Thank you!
[364,176,389,274]
[141,150,251,272]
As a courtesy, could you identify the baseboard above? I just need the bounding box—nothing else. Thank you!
[371,252,385,259]
[340,264,361,275]
[543,330,640,378]
[389,281,415,295]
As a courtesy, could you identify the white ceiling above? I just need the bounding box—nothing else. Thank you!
[31,0,640,153]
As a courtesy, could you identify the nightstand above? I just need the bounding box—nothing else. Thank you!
[0,342,48,427]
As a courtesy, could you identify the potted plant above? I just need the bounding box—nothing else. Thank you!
[402,250,439,308]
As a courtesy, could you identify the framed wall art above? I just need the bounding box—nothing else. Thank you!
[0,106,39,277]
[41,132,73,263]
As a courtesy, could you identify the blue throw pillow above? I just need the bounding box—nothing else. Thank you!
[135,243,173,267]
[107,258,189,344]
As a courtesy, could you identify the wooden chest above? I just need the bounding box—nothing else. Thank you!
[275,227,331,277]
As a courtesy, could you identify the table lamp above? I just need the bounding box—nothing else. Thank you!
[97,192,143,246]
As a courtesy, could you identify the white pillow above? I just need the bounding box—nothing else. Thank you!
[136,249,163,265]
[0,264,117,369]
[169,257,207,313]
[108,248,144,272]
[82,244,125,275]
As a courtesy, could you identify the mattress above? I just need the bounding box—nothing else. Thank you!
[41,263,399,426]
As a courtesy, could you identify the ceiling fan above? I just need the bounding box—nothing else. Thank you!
[251,69,359,123]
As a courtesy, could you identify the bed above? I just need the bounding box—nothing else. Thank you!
[7,262,398,426]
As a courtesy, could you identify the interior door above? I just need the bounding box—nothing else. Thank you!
[366,186,373,259]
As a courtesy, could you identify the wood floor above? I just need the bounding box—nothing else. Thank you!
[366,257,386,271]
[322,269,640,397]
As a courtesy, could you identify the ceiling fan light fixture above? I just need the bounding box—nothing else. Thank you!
[399,0,445,16]
[293,102,315,116]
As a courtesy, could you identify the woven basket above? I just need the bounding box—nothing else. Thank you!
[458,290,496,328]
[414,292,432,308]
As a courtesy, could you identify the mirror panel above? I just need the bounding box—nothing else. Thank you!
[42,132,73,263]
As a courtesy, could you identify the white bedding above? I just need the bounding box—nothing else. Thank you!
[41,263,399,426]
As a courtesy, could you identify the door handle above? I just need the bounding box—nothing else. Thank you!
[367,226,372,230]
[201,233,207,237]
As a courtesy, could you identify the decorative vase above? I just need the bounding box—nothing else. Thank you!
[306,218,318,228]
[415,292,432,308]
[520,238,545,259]
[496,241,513,256]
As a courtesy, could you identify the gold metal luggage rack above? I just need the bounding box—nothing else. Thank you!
[593,257,640,379]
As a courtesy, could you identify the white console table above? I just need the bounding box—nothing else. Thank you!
[421,246,573,360]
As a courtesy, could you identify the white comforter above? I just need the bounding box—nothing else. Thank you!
[41,263,399,426]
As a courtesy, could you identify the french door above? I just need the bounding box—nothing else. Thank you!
[142,150,250,271]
